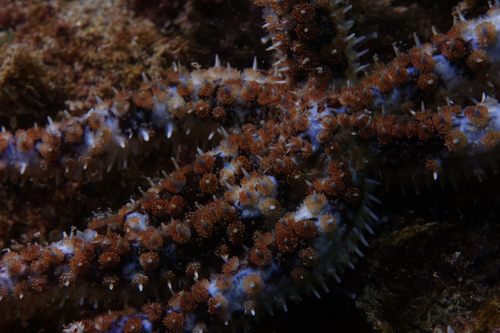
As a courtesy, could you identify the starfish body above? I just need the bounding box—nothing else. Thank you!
[0,1,500,332]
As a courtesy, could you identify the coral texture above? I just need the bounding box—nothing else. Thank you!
[0,0,499,332]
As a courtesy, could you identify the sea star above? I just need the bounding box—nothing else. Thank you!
[0,0,500,332]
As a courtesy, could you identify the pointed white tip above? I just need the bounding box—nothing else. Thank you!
[215,54,221,70]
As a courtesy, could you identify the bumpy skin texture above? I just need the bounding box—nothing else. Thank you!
[1,0,500,332]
